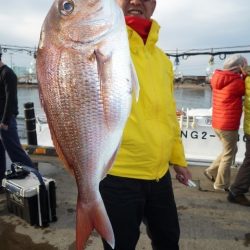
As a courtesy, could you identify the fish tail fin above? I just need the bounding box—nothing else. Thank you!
[76,196,115,250]
[76,199,93,250]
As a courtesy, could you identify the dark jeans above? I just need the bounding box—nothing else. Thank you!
[0,116,33,184]
[230,134,250,195]
[99,171,180,250]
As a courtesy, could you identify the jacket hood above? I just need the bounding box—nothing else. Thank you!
[211,69,243,90]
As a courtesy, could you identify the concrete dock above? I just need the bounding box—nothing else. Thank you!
[0,157,249,250]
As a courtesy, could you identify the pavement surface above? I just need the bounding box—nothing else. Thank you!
[0,157,249,250]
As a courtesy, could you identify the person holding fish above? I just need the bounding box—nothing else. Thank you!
[36,0,192,249]
[99,0,192,249]
[0,47,34,193]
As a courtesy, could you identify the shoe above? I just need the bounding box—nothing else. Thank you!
[213,184,229,192]
[227,192,250,206]
[0,186,5,194]
[204,170,215,182]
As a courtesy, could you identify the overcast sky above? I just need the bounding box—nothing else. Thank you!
[0,0,250,75]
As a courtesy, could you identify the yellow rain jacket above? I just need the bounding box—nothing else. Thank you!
[244,76,250,135]
[108,20,187,180]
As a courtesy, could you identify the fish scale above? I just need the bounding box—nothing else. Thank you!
[36,0,139,249]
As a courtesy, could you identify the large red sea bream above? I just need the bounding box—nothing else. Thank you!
[36,0,139,249]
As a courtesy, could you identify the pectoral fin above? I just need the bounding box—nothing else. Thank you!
[94,49,113,129]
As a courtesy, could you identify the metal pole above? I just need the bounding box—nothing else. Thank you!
[24,102,37,146]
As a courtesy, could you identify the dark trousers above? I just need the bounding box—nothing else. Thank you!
[99,171,180,250]
[0,116,33,184]
[230,134,250,195]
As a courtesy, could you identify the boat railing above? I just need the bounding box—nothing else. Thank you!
[35,115,48,133]
[17,114,48,138]
[36,115,47,124]
[177,107,212,129]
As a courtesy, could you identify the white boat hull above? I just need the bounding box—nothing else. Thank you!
[16,108,246,167]
[180,108,245,166]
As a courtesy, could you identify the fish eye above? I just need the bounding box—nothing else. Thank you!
[60,1,74,15]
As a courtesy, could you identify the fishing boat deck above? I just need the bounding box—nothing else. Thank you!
[0,158,249,250]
